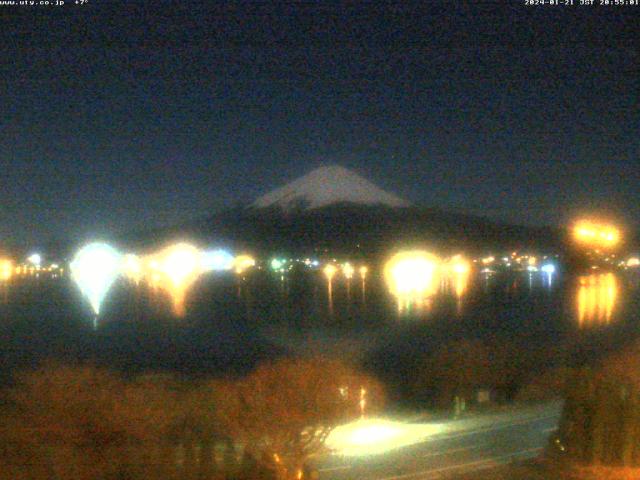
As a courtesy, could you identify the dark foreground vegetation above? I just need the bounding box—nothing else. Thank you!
[0,358,384,480]
[471,340,640,480]
[458,458,640,480]
[557,341,640,471]
[2,336,640,480]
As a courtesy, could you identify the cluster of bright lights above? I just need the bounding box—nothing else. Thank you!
[574,220,621,249]
[322,262,367,281]
[475,252,561,276]
[481,256,495,265]
[627,257,640,268]
[383,251,477,311]
[269,257,322,274]
[2,253,64,279]
[342,262,355,280]
[13,262,64,278]
[384,251,440,301]
[69,242,255,318]
[303,258,320,268]
[271,258,287,273]
[510,254,538,268]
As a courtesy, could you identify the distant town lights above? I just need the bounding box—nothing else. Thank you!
[627,257,640,268]
[541,264,556,274]
[27,253,42,266]
[271,258,285,272]
[323,264,337,281]
[201,249,234,272]
[233,254,256,274]
[342,262,355,280]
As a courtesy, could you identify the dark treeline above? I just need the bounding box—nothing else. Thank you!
[122,204,567,258]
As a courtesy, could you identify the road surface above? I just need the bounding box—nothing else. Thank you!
[315,401,562,480]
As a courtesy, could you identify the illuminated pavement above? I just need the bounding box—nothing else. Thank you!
[316,401,562,479]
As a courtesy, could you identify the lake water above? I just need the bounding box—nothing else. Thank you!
[1,266,639,399]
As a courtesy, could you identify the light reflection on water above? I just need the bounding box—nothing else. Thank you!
[0,264,637,333]
[1,265,640,385]
[576,273,619,327]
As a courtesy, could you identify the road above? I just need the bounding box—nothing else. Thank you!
[315,401,562,480]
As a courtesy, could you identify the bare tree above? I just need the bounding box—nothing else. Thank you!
[210,357,385,480]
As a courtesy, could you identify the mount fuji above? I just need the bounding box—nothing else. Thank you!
[123,165,561,256]
[252,165,410,211]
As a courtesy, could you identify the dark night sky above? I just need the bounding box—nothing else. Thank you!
[1,1,638,247]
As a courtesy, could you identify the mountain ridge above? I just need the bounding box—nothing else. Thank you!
[252,165,410,211]
[117,166,566,255]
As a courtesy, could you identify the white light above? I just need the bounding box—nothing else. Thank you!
[541,264,556,274]
[70,243,122,315]
[325,418,445,457]
[201,249,234,271]
[27,253,42,266]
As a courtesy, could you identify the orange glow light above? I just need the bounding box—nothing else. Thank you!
[573,220,621,249]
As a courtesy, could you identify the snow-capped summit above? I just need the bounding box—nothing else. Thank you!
[252,165,410,211]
